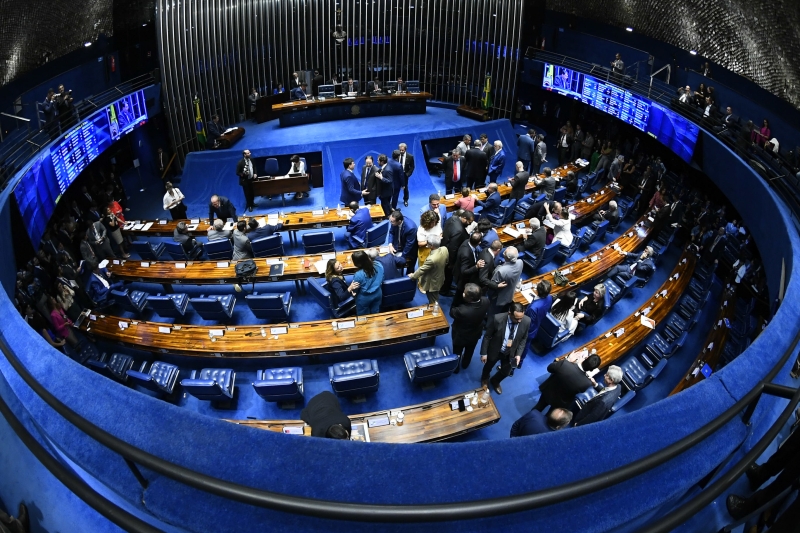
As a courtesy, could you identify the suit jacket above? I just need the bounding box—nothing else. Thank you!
[454,240,481,285]
[443,156,466,186]
[312,74,324,96]
[480,312,532,364]
[481,141,496,160]
[290,86,308,101]
[207,121,225,141]
[441,216,467,260]
[410,247,448,293]
[80,240,98,263]
[368,80,382,95]
[343,81,360,94]
[236,157,256,184]
[389,217,418,259]
[534,141,547,167]
[209,196,237,222]
[464,148,488,184]
[450,296,491,343]
[622,252,656,277]
[477,249,499,292]
[346,208,374,247]
[477,191,503,219]
[247,223,283,241]
[300,391,352,438]
[387,159,405,190]
[510,171,529,200]
[376,164,394,199]
[487,149,506,181]
[231,229,253,260]
[361,164,378,203]
[248,92,258,111]
[491,259,523,306]
[525,294,553,342]
[573,386,622,426]
[339,169,362,205]
[510,409,554,437]
[520,227,546,259]
[538,359,595,411]
[399,152,415,180]
[85,270,123,306]
[516,134,535,161]
[375,253,406,280]
[535,176,556,199]
[207,228,232,241]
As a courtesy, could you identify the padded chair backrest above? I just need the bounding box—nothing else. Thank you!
[500,199,517,225]
[594,220,609,241]
[146,294,188,317]
[539,241,561,267]
[132,241,163,260]
[253,367,302,401]
[111,289,132,310]
[302,231,335,254]
[553,187,566,203]
[251,234,284,257]
[536,313,562,346]
[245,293,290,321]
[364,220,390,247]
[205,239,233,260]
[189,296,235,320]
[264,158,280,176]
[604,278,622,303]
[307,277,333,312]
[163,241,187,260]
[381,277,417,307]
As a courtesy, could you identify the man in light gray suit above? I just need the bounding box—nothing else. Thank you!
[232,220,253,260]
[207,219,232,241]
[533,135,547,174]
[490,246,523,313]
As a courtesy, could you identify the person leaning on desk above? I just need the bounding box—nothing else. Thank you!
[301,391,352,439]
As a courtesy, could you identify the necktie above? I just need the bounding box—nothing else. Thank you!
[453,161,459,182]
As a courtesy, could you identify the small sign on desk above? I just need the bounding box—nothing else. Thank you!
[270,327,288,335]
[406,309,424,319]
[321,253,336,261]
[158,326,171,334]
[175,262,186,269]
[216,262,229,268]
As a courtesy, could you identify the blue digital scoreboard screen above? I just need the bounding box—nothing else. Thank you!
[14,89,149,244]
[543,63,698,163]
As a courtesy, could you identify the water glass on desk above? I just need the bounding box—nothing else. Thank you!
[396,411,405,426]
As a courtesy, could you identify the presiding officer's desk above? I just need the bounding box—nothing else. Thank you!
[512,215,657,306]
[210,127,245,150]
[77,307,450,358]
[554,248,696,369]
[440,161,584,212]
[123,204,386,245]
[272,92,432,127]
[226,388,500,443]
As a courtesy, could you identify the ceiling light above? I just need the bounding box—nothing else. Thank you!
[625,27,633,32]
[689,50,697,55]
[84,42,92,47]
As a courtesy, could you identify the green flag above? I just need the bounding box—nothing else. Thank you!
[194,97,207,145]
[481,73,493,110]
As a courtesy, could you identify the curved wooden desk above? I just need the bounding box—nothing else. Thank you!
[555,248,697,369]
[226,388,500,444]
[78,307,449,358]
[513,215,657,306]
[272,92,432,127]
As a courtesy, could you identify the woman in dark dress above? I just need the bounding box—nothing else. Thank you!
[325,258,351,307]
[575,283,606,329]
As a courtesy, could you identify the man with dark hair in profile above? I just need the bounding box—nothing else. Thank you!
[450,282,491,373]
[510,407,573,437]
[301,391,352,439]
[533,353,602,413]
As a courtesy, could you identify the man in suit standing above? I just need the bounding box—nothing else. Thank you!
[487,140,506,183]
[398,142,415,207]
[207,115,225,147]
[450,283,491,372]
[292,71,302,87]
[572,125,585,161]
[533,352,602,412]
[516,129,536,174]
[477,240,504,295]
[441,209,471,296]
[248,88,259,119]
[339,158,362,206]
[360,156,378,205]
[209,194,238,223]
[236,149,257,212]
[452,232,485,308]
[345,201,374,249]
[443,149,464,195]
[557,125,573,166]
[476,183,502,219]
[388,150,405,210]
[509,161,529,201]
[518,218,546,259]
[479,133,495,161]
[510,407,573,437]
[409,235,448,305]
[480,302,531,394]
[533,135,548,174]
[572,366,623,426]
[375,154,394,217]
[388,210,418,273]
[311,70,324,97]
[491,247,523,312]
[465,140,489,189]
[456,134,472,156]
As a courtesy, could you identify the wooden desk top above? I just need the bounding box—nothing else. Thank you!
[122,205,386,238]
[272,92,432,111]
[555,248,697,369]
[512,215,657,306]
[78,306,450,358]
[440,162,584,212]
[225,388,500,443]
[106,248,387,284]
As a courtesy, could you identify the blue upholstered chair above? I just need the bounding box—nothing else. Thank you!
[251,234,284,258]
[403,347,458,384]
[552,186,566,204]
[245,292,291,322]
[180,368,236,402]
[205,239,233,260]
[609,390,636,415]
[574,386,598,409]
[521,241,561,273]
[486,199,516,226]
[530,313,572,354]
[132,241,166,260]
[111,288,148,313]
[163,241,188,260]
[307,277,356,318]
[619,353,667,392]
[302,231,335,254]
[146,293,189,318]
[556,236,581,262]
[380,277,417,308]
[329,359,380,397]
[252,367,304,403]
[352,219,390,248]
[264,158,280,176]
[86,352,135,382]
[64,338,100,364]
[189,294,236,321]
[126,361,181,395]
[514,193,545,221]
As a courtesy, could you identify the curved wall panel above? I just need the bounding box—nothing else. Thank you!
[155,0,524,161]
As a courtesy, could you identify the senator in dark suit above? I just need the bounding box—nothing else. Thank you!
[371,249,406,280]
[388,210,418,272]
[375,154,394,217]
[452,232,484,308]
[206,115,225,146]
[572,366,623,426]
[339,158,362,205]
[518,219,546,259]
[441,210,470,295]
[360,157,378,204]
[464,142,489,189]
[300,391,352,439]
[236,149,257,212]
[291,83,309,101]
[388,151,405,210]
[510,407,573,437]
[345,202,374,249]
[516,130,536,173]
[209,195,238,223]
[480,303,531,394]
[450,283,491,371]
[533,355,602,412]
[398,143,415,206]
[509,161,530,201]
[487,141,506,182]
[443,150,465,194]
[606,246,656,281]
[476,184,503,219]
[477,243,502,295]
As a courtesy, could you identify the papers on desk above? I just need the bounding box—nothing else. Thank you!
[379,246,391,255]
[640,316,656,329]
[223,221,235,231]
[132,223,145,231]
[312,210,324,216]
[266,258,281,265]
[267,214,279,223]
[270,326,288,335]
[313,259,327,275]
[445,194,455,199]
[520,290,535,303]
[187,224,199,231]
[223,127,238,134]
[175,262,186,269]
[367,415,390,428]
[191,218,200,224]
[159,220,168,225]
[567,348,589,363]
[123,221,136,230]
[118,321,128,330]
[142,222,154,231]
[406,309,425,319]
[216,262,229,268]
[502,226,521,239]
[98,260,109,269]
[141,262,150,268]
[337,320,356,329]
